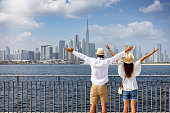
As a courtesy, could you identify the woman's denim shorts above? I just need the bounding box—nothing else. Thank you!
[123,89,137,100]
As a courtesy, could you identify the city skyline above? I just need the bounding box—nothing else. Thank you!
[0,0,170,57]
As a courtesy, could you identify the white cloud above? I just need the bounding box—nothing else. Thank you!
[0,0,120,28]
[139,0,163,13]
[0,32,42,51]
[89,21,162,39]
[88,21,165,49]
[16,32,32,41]
[0,13,43,28]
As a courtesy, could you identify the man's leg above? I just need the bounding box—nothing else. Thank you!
[101,103,107,113]
[90,104,96,113]
[90,84,98,113]
[123,100,129,113]
[131,100,136,113]
[99,84,109,113]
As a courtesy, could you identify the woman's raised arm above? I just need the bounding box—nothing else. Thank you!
[140,48,158,63]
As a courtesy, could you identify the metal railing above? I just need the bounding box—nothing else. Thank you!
[0,75,170,113]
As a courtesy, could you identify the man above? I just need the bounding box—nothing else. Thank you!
[65,45,133,113]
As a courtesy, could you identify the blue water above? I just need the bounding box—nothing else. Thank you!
[0,64,170,75]
[0,64,170,112]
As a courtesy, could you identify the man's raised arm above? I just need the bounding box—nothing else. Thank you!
[65,47,92,64]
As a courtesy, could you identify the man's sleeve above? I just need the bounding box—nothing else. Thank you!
[106,51,125,64]
[73,51,92,64]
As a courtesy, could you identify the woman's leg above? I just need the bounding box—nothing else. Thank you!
[123,100,129,113]
[131,100,136,113]
[90,104,96,113]
[101,103,107,113]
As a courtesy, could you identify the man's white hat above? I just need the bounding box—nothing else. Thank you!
[121,53,134,64]
[96,48,104,55]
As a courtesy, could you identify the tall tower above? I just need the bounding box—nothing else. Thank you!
[41,45,53,60]
[59,40,65,59]
[5,46,10,61]
[86,19,89,56]
[157,44,161,62]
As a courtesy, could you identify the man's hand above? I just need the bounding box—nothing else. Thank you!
[105,44,110,50]
[65,47,73,52]
[152,48,158,53]
[125,45,133,53]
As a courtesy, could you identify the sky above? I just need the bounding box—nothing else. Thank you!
[0,0,170,56]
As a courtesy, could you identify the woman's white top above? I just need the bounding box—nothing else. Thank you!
[118,60,141,91]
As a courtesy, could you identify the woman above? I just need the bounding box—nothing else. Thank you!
[105,45,158,113]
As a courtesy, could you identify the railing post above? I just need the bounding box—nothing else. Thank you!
[12,81,14,113]
[76,81,78,113]
[155,81,157,113]
[8,81,9,113]
[62,82,64,113]
[67,81,69,113]
[58,77,60,113]
[49,81,51,113]
[151,81,153,113]
[146,81,148,113]
[142,81,143,113]
[40,81,41,113]
[3,81,5,113]
[165,82,166,113]
[160,82,162,113]
[85,82,87,113]
[17,76,19,113]
[137,82,139,113]
[53,81,55,113]
[114,81,116,113]
[110,82,112,113]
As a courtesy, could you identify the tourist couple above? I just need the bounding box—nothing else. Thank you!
[65,45,158,113]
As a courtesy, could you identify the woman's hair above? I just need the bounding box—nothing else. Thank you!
[123,62,134,78]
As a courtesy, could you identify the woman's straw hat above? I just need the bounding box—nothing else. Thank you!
[96,48,104,55]
[122,53,134,64]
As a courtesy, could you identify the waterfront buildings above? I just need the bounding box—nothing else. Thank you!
[0,20,169,64]
[59,40,65,59]
[0,50,5,62]
[157,44,162,63]
[41,45,53,60]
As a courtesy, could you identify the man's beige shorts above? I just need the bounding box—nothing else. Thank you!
[90,83,109,104]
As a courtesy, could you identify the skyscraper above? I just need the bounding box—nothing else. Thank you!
[81,39,85,54]
[157,44,162,62]
[68,39,74,61]
[114,44,119,54]
[5,46,10,61]
[138,46,142,60]
[53,46,59,59]
[89,43,95,57]
[133,47,137,61]
[20,50,28,60]
[0,50,5,62]
[59,40,65,59]
[73,35,80,51]
[41,45,53,60]
[68,39,73,47]
[85,19,89,56]
[28,51,34,60]
[34,52,40,61]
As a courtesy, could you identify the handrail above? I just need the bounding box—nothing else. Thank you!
[0,75,170,112]
[0,74,170,77]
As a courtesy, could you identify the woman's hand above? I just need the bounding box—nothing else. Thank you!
[125,45,133,53]
[65,47,73,52]
[105,44,110,50]
[152,48,158,53]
